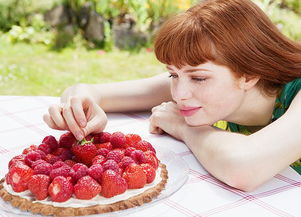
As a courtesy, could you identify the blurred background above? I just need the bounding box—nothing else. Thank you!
[0,0,300,96]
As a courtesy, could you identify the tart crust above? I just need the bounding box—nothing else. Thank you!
[0,163,168,217]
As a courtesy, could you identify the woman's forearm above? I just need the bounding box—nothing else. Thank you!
[181,125,258,191]
[60,73,172,112]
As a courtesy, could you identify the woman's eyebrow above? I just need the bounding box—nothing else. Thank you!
[184,68,210,73]
[166,65,210,73]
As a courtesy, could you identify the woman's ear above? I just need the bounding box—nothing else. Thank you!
[238,74,260,90]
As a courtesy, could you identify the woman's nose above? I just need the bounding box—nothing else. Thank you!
[172,80,193,101]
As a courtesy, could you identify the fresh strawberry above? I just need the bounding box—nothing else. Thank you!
[34,162,53,175]
[6,161,25,184]
[64,160,76,167]
[59,132,76,149]
[45,154,61,164]
[93,132,111,144]
[8,163,34,192]
[38,143,52,154]
[110,132,126,149]
[146,143,156,154]
[48,176,73,202]
[74,176,102,200]
[124,147,136,157]
[5,173,11,184]
[8,154,25,169]
[101,170,127,198]
[28,174,50,200]
[102,160,120,173]
[113,148,125,154]
[106,150,124,163]
[141,164,156,183]
[118,156,135,170]
[72,139,97,165]
[125,134,141,147]
[87,164,103,183]
[122,164,147,189]
[22,145,38,154]
[96,148,110,157]
[84,135,93,141]
[31,159,47,169]
[49,165,71,180]
[133,140,150,152]
[42,135,59,150]
[130,150,146,164]
[69,163,88,182]
[52,161,66,169]
[92,155,106,165]
[95,142,112,150]
[24,151,42,167]
[144,151,159,169]
[52,148,73,161]
[35,150,46,160]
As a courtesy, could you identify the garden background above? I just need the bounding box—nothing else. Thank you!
[0,0,300,96]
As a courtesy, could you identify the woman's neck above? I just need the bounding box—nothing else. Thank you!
[225,88,277,128]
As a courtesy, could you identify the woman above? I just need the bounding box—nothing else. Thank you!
[44,0,301,191]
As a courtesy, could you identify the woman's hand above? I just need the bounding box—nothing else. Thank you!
[43,96,107,140]
[149,101,186,141]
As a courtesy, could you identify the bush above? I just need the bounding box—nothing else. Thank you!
[254,0,301,41]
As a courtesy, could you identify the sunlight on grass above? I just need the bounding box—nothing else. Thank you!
[0,40,165,96]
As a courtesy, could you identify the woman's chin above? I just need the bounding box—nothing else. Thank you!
[184,118,212,127]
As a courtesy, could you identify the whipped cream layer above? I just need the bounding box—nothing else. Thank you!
[3,168,162,208]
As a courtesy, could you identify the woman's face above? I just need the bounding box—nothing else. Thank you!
[168,61,246,126]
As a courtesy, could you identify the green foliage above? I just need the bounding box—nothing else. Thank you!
[0,0,60,30]
[6,25,53,45]
[254,0,301,41]
[282,0,301,14]
[103,20,113,51]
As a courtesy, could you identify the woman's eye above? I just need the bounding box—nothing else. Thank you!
[192,77,206,82]
[168,74,178,79]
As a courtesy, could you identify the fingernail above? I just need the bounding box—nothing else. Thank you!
[77,133,84,141]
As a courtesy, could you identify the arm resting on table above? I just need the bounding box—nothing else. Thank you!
[182,91,301,191]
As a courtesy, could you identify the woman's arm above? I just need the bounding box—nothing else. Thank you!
[45,72,172,140]
[61,72,172,112]
[181,91,301,191]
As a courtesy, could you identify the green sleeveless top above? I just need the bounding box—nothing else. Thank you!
[213,78,301,174]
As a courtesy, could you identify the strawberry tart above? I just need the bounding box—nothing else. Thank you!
[0,131,168,216]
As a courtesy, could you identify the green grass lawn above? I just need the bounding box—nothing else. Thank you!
[0,40,165,96]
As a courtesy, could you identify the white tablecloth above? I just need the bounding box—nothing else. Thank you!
[0,96,300,217]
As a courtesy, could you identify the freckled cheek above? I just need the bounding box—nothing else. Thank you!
[197,89,237,110]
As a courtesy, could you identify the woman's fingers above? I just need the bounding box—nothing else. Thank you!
[149,113,164,135]
[43,114,66,130]
[45,97,108,140]
[48,104,68,130]
[70,97,87,128]
[62,103,84,140]
[82,103,107,136]
[149,125,164,134]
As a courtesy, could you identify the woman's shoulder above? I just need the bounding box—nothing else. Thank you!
[273,78,301,121]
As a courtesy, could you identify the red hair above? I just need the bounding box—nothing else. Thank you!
[154,0,301,96]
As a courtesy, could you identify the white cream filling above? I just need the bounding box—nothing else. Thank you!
[3,168,162,208]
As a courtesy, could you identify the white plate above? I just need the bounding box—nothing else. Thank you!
[0,147,189,217]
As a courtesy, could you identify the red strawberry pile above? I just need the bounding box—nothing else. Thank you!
[5,132,159,202]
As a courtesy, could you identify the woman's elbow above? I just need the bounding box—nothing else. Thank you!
[221,160,262,192]
[224,173,260,192]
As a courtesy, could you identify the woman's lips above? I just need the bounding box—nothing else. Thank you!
[179,107,201,116]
